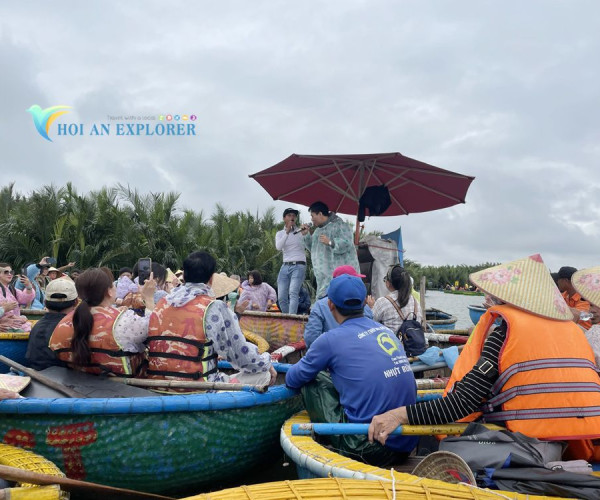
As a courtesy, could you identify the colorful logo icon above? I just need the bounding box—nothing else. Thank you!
[166,114,172,121]
[190,114,197,121]
[27,105,72,141]
[182,115,189,121]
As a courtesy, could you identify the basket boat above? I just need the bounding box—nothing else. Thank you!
[425,308,457,331]
[181,476,527,500]
[0,332,30,374]
[280,411,564,499]
[443,290,484,296]
[239,311,307,350]
[0,365,302,494]
[0,442,67,499]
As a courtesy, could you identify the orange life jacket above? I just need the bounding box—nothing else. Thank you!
[146,294,218,392]
[49,307,147,377]
[444,304,600,441]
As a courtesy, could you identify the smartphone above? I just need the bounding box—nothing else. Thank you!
[46,257,57,266]
[138,257,152,285]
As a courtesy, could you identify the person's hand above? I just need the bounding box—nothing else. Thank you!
[19,276,32,289]
[140,272,157,309]
[300,224,310,235]
[285,220,294,233]
[368,407,407,445]
[67,262,76,268]
[268,366,277,386]
[318,234,331,246]
[234,299,250,315]
[251,302,260,310]
[0,388,22,400]
[266,299,274,308]
[39,257,50,266]
[2,301,18,312]
[366,295,375,308]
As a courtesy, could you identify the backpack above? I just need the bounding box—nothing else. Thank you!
[385,296,426,357]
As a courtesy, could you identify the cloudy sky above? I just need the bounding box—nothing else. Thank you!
[2,1,599,270]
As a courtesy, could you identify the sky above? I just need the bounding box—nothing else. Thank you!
[1,1,599,271]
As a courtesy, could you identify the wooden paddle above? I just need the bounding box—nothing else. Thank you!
[110,378,269,393]
[0,356,86,398]
[0,464,176,499]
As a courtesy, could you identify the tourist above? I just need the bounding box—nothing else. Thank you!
[368,254,600,461]
[0,263,35,331]
[146,251,275,391]
[371,265,423,337]
[49,267,157,376]
[275,208,307,314]
[557,266,592,329]
[286,274,417,466]
[572,266,600,368]
[238,270,277,312]
[26,277,77,370]
[299,201,360,299]
[116,267,138,299]
[304,265,373,349]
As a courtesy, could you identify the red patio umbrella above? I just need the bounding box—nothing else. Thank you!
[250,152,475,242]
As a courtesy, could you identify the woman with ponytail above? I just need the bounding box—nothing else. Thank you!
[49,267,156,377]
[371,265,422,334]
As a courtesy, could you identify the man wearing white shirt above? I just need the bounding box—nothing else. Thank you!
[275,208,307,314]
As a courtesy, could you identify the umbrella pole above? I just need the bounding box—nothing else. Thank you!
[420,276,427,331]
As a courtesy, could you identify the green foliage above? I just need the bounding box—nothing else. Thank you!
[404,258,500,289]
[0,183,304,289]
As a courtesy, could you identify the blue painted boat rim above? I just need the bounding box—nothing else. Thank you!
[0,364,298,416]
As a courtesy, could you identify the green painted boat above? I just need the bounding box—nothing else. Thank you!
[0,363,302,494]
[442,289,484,296]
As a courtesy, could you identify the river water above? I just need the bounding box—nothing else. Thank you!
[424,290,484,329]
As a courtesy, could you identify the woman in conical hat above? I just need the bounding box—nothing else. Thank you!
[369,254,600,458]
[572,267,600,367]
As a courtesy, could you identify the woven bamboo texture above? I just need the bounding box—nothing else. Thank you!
[280,411,559,500]
[184,476,554,500]
[241,329,270,354]
[0,443,67,499]
[239,312,307,351]
[0,334,30,374]
[0,387,302,494]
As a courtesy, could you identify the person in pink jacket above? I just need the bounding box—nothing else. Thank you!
[0,263,35,332]
[239,270,277,311]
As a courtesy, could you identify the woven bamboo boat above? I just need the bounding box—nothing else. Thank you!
[0,332,30,374]
[0,366,302,494]
[443,290,484,296]
[183,476,542,500]
[239,311,308,350]
[0,442,67,499]
[425,308,457,330]
[279,412,560,499]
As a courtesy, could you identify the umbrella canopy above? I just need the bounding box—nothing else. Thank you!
[250,153,475,217]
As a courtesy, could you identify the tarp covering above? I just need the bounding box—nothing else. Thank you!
[359,234,399,300]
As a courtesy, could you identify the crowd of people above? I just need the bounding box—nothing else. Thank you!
[1,200,600,471]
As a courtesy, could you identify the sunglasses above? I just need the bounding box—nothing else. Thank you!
[1,269,14,275]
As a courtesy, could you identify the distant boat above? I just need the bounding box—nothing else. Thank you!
[467,304,487,325]
[426,308,457,330]
[443,289,484,296]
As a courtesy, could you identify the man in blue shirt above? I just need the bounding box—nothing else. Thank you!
[303,265,373,349]
[286,274,417,466]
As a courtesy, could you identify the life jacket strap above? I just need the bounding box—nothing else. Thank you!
[491,358,598,395]
[485,382,600,410]
[483,406,600,422]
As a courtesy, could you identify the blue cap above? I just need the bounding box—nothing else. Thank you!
[328,274,366,311]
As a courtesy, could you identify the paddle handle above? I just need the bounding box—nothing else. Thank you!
[0,356,86,399]
[0,464,175,499]
[111,378,268,393]
[291,422,503,436]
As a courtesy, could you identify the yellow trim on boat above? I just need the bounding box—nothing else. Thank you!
[240,328,270,354]
[279,411,558,499]
[0,332,30,340]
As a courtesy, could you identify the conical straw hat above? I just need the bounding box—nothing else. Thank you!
[572,266,600,308]
[469,254,572,321]
[211,273,240,298]
[411,450,476,485]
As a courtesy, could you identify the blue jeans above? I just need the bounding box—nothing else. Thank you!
[277,263,306,314]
